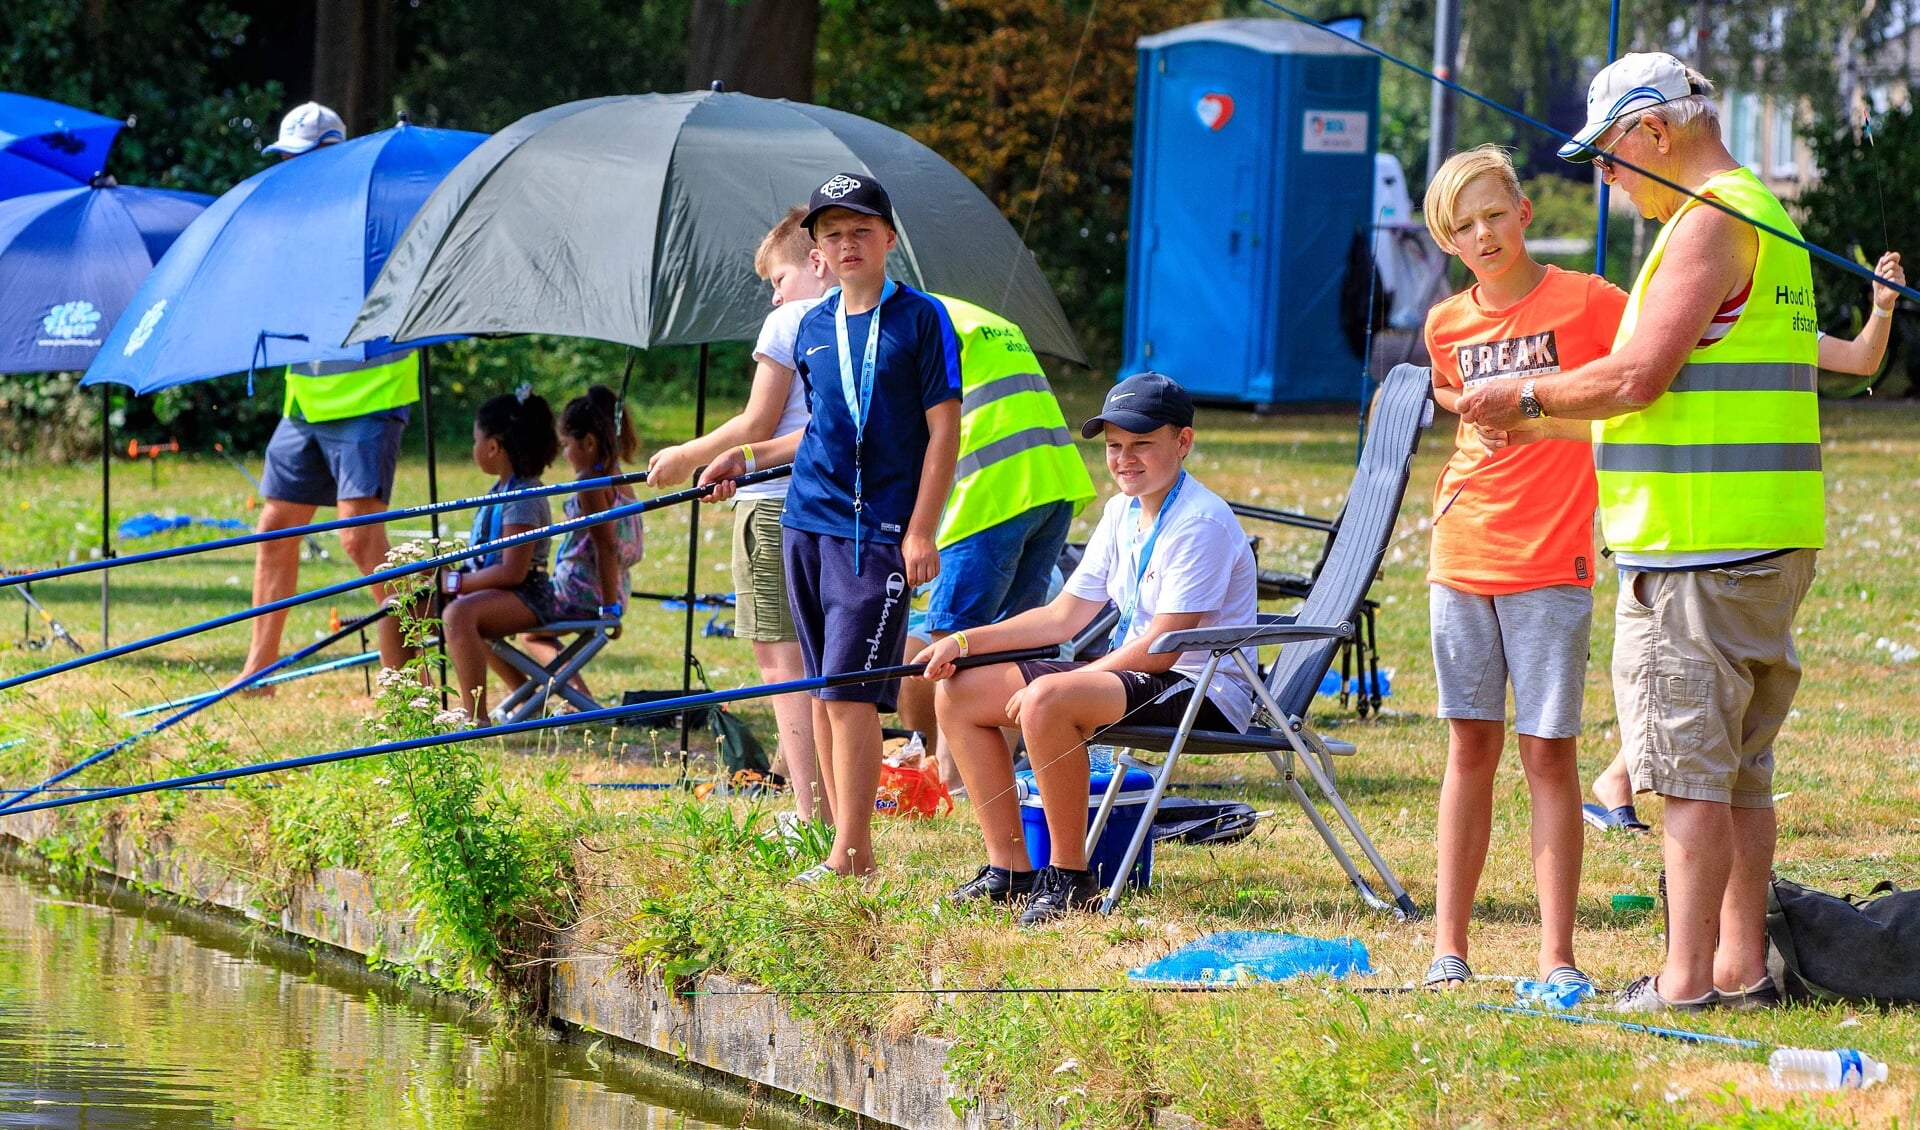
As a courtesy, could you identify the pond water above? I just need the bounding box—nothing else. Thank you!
[0,866,778,1129]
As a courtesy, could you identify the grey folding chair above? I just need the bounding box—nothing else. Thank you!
[489,617,619,723]
[1084,363,1434,919]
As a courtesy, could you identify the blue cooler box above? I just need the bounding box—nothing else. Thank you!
[1017,766,1157,889]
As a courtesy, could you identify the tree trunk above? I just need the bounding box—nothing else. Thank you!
[312,0,395,138]
[685,0,820,102]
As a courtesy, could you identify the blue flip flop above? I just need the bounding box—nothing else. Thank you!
[1582,803,1650,833]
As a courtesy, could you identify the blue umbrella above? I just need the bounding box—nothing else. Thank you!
[0,176,209,648]
[0,93,124,199]
[0,180,210,374]
[83,120,487,394]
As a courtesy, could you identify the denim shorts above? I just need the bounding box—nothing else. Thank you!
[918,499,1075,636]
[259,408,408,507]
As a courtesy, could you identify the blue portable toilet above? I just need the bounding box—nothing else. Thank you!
[1122,19,1379,405]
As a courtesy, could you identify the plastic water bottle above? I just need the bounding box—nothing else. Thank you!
[1768,1048,1889,1091]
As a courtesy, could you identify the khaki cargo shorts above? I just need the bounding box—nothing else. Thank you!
[1612,549,1816,808]
[731,498,797,643]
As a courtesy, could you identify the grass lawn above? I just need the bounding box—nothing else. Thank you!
[2,374,1918,1128]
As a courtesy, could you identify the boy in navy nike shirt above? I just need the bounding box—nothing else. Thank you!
[703,173,961,879]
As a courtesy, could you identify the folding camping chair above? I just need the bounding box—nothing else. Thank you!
[1231,500,1387,717]
[488,616,620,723]
[1084,363,1434,919]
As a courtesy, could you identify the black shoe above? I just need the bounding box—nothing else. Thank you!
[947,864,1038,906]
[1016,866,1104,926]
[1718,975,1784,1011]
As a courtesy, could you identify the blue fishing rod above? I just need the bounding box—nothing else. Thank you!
[1255,0,1920,306]
[0,605,390,814]
[120,648,380,719]
[0,468,655,593]
[0,645,1058,817]
[0,466,792,695]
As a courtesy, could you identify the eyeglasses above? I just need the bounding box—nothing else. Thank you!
[1592,114,1644,176]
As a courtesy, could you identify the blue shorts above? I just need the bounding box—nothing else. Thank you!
[783,527,912,711]
[918,500,1075,636]
[259,408,408,508]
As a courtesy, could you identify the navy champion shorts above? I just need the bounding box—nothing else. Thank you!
[782,526,911,712]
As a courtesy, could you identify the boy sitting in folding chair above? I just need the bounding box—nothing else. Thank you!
[492,385,645,722]
[914,373,1258,925]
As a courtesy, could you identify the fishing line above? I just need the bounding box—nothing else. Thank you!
[1480,1004,1767,1049]
[1005,0,1103,312]
[1253,0,1920,306]
[0,469,654,592]
[0,467,790,695]
[1863,107,1890,252]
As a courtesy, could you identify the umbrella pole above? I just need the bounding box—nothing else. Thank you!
[418,346,448,707]
[680,344,709,768]
[99,384,112,648]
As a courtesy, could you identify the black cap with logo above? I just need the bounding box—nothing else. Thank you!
[1080,372,1195,438]
[802,172,896,234]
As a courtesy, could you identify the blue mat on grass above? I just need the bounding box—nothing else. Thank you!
[1127,931,1371,987]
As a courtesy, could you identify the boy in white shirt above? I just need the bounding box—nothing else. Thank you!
[648,208,827,820]
[914,373,1259,924]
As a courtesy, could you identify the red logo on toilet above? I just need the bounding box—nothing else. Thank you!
[1196,93,1234,131]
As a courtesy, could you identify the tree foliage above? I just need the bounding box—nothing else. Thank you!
[1798,106,1919,397]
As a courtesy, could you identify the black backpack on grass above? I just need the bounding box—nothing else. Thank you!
[1766,877,1920,1004]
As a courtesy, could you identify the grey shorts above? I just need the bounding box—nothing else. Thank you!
[1429,582,1593,739]
[731,499,796,643]
[259,408,408,507]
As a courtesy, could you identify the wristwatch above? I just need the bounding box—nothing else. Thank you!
[442,570,462,596]
[1519,377,1545,420]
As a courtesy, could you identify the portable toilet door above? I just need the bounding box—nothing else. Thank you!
[1123,19,1378,405]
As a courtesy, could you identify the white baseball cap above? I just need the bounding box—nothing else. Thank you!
[1558,52,1700,162]
[264,102,347,155]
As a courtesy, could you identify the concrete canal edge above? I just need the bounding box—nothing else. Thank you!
[6,814,1181,1130]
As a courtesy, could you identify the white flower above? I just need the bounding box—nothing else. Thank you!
[376,667,410,689]
[433,709,469,729]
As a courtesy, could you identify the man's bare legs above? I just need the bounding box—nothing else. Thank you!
[1657,796,1734,1001]
[1714,803,1776,994]
[240,496,396,684]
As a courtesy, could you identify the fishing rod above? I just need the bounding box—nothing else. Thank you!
[0,606,391,814]
[213,443,328,560]
[0,645,1059,818]
[0,467,660,593]
[0,466,791,695]
[1254,0,1920,307]
[1480,1004,1766,1050]
[10,587,84,654]
[120,647,380,719]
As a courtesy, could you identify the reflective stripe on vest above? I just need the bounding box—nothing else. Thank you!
[284,350,421,423]
[932,295,1095,548]
[1594,168,1824,552]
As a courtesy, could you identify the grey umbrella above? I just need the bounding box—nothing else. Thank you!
[348,90,1086,364]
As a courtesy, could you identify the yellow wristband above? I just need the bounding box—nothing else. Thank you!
[740,444,756,472]
[951,630,969,658]
[1874,305,1894,319]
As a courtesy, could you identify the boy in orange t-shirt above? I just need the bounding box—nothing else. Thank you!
[1419,146,1628,995]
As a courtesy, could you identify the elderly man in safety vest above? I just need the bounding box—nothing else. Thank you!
[1461,54,1820,1014]
[236,102,420,685]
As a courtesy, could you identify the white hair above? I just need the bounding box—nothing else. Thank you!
[1631,66,1720,138]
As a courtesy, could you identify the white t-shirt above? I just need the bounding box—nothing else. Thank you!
[1064,473,1261,730]
[738,297,823,501]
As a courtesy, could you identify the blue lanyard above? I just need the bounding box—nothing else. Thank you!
[469,479,506,570]
[832,278,897,575]
[1110,471,1187,650]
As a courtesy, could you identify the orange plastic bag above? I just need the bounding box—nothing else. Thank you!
[876,751,951,818]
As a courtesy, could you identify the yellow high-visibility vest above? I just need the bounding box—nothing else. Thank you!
[1595,168,1823,552]
[931,296,1095,548]
[283,350,421,423]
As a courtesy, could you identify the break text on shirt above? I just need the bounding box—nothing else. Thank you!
[1457,330,1561,385]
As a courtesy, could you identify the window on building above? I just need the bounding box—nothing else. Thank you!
[1733,92,1764,171]
[1769,100,1798,178]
